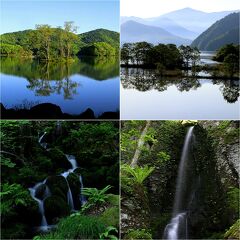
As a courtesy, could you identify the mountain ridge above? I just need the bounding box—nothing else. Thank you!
[121,20,191,45]
[191,12,240,50]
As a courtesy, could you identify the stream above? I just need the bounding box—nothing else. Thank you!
[29,132,86,231]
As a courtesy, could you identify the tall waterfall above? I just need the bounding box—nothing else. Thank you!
[164,126,194,240]
[29,132,85,231]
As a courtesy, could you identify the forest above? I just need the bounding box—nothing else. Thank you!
[121,120,239,239]
[121,42,240,78]
[1,121,119,239]
[0,23,119,60]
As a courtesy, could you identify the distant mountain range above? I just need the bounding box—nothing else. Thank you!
[121,8,239,45]
[121,20,191,45]
[191,12,240,51]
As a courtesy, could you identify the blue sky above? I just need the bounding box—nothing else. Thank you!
[0,0,120,34]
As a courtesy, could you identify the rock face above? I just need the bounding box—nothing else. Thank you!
[121,195,150,236]
[200,121,239,187]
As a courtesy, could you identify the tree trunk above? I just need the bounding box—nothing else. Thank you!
[130,121,151,167]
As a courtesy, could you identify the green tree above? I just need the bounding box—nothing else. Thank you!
[179,45,193,68]
[35,24,53,60]
[63,21,79,58]
[223,53,239,77]
[121,43,134,65]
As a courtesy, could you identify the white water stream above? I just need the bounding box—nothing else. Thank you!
[29,132,86,231]
[164,126,194,240]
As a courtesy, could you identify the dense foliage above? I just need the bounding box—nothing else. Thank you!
[121,42,200,70]
[79,28,119,49]
[79,42,117,56]
[0,24,119,60]
[0,43,32,57]
[0,121,119,239]
[210,44,240,78]
[191,12,240,51]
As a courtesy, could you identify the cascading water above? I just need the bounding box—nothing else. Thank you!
[61,154,79,211]
[29,132,86,231]
[39,132,47,149]
[29,180,51,231]
[163,126,194,240]
[79,175,87,205]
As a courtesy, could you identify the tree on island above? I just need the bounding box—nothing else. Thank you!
[35,24,53,60]
[179,45,200,69]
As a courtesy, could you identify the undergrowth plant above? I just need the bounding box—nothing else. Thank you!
[82,185,112,204]
[99,226,118,240]
[121,164,155,185]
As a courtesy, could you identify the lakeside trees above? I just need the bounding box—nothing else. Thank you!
[0,22,79,61]
[0,23,119,61]
[213,44,239,77]
[121,42,199,70]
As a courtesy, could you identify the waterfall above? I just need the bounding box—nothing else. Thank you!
[164,126,194,240]
[79,175,87,205]
[39,132,47,149]
[60,154,79,211]
[29,180,51,231]
[29,133,87,231]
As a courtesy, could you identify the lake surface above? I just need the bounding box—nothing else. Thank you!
[200,51,218,65]
[0,57,119,117]
[121,68,239,119]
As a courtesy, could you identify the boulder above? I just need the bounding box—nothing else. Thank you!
[44,195,70,224]
[46,176,68,201]
[30,103,62,119]
[67,172,81,210]
[47,147,72,171]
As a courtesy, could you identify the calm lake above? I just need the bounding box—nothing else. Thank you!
[121,68,239,119]
[0,57,119,117]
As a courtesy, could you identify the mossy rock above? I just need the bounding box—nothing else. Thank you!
[44,195,70,224]
[46,176,68,201]
[99,206,119,228]
[35,183,48,200]
[47,147,72,170]
[67,172,81,210]
[17,196,41,227]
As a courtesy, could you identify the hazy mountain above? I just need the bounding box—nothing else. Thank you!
[121,20,191,45]
[191,12,240,51]
[121,16,197,39]
[160,7,238,33]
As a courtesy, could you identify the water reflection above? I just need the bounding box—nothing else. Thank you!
[0,56,119,117]
[121,68,239,103]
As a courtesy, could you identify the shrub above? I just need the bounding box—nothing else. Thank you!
[99,207,119,228]
[125,229,152,239]
[35,215,106,239]
[121,164,154,185]
[82,185,112,204]
[224,219,240,239]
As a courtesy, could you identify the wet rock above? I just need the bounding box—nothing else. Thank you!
[67,172,81,209]
[44,195,70,224]
[35,184,48,200]
[46,176,68,201]
[47,147,72,170]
